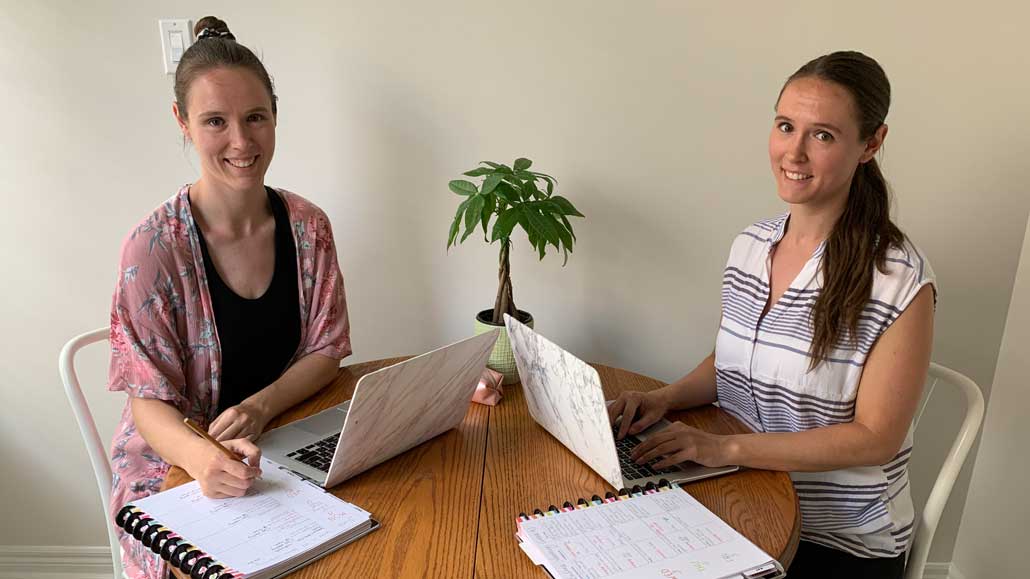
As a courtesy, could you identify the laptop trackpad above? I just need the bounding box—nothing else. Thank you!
[292,403,350,437]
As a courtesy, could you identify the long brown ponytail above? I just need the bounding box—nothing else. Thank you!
[780,52,905,368]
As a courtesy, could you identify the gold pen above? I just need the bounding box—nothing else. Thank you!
[183,418,244,462]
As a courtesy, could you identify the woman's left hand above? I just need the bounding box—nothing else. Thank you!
[208,402,270,442]
[630,422,734,469]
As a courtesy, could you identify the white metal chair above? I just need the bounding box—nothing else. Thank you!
[904,362,985,579]
[58,326,126,579]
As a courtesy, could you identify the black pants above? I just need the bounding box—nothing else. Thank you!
[787,540,906,578]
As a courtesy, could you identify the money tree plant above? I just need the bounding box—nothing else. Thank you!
[447,157,584,324]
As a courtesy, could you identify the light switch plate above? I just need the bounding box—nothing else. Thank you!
[158,19,192,75]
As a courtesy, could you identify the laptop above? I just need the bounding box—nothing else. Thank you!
[503,314,738,489]
[259,330,500,488]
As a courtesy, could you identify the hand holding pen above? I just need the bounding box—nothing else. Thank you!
[183,418,263,499]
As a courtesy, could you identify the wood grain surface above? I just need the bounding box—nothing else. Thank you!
[165,359,799,579]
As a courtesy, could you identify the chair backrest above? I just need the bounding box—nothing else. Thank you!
[904,362,985,579]
[58,326,123,579]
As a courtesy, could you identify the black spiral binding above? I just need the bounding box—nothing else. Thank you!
[518,479,672,521]
[115,505,239,578]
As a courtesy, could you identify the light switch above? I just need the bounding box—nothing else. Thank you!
[158,19,192,75]
[169,31,184,62]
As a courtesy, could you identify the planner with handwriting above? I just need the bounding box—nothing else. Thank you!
[115,457,378,579]
[515,482,784,579]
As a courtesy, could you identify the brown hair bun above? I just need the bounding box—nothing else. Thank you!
[173,16,276,118]
[194,16,235,41]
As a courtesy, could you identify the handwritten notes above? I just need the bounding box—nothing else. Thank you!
[131,457,371,576]
[517,487,782,579]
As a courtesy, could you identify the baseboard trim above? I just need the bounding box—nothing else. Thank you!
[0,545,113,579]
[923,561,967,579]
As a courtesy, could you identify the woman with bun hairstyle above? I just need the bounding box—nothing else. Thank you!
[608,51,935,578]
[107,17,351,577]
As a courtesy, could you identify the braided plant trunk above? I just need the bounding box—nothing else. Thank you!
[491,239,517,324]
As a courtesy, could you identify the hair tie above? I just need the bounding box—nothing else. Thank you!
[196,27,232,41]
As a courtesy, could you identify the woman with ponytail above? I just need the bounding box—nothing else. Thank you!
[609,52,935,577]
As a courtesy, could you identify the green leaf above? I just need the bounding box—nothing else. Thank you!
[524,207,560,246]
[481,193,496,236]
[447,218,460,248]
[463,167,493,177]
[525,172,554,195]
[448,198,471,247]
[527,199,557,215]
[540,199,562,215]
[491,207,520,241]
[550,195,584,217]
[481,161,512,174]
[493,181,517,204]
[546,214,564,250]
[517,179,533,202]
[461,195,485,242]
[523,178,543,200]
[560,214,577,242]
[513,158,532,171]
[517,209,536,246]
[481,173,503,195]
[556,219,574,254]
[502,176,529,202]
[449,180,478,196]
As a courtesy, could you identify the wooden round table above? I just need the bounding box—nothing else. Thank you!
[165,359,800,578]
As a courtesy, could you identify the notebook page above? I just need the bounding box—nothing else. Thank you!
[132,457,370,575]
[518,487,776,579]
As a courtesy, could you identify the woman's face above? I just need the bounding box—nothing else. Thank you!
[769,76,885,212]
[173,67,276,195]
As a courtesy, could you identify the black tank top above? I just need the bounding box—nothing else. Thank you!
[195,187,301,413]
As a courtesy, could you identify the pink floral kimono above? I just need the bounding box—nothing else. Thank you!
[107,185,351,579]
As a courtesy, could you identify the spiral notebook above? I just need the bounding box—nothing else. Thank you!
[115,457,378,579]
[515,481,785,579]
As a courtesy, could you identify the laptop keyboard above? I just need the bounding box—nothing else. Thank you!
[613,426,679,480]
[285,432,340,472]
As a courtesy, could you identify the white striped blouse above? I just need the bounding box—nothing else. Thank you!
[714,214,936,559]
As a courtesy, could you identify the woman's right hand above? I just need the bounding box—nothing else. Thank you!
[187,438,263,498]
[607,389,671,440]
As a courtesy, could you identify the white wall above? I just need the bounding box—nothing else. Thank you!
[951,216,1030,577]
[2,0,1028,567]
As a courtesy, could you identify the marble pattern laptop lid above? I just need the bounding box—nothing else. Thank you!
[504,314,624,489]
[325,330,499,487]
